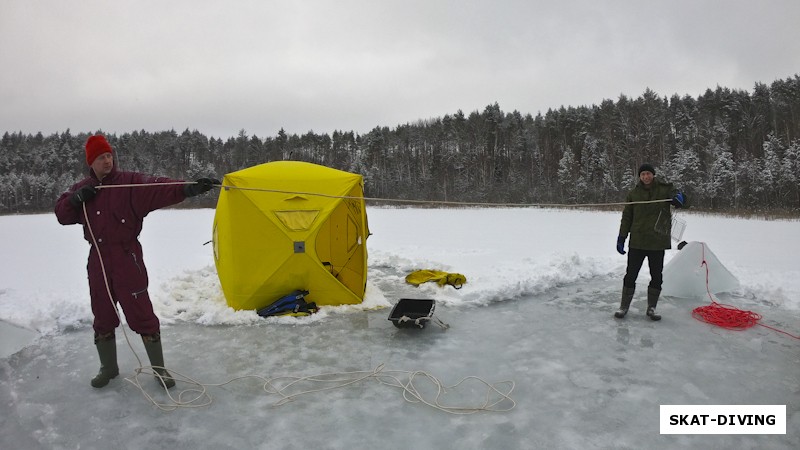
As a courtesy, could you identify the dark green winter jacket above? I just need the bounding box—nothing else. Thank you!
[618,178,679,250]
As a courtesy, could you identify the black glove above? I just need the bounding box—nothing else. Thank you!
[69,185,97,207]
[671,192,686,207]
[184,178,220,197]
[616,235,626,255]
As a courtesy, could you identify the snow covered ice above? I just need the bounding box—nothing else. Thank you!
[1,207,798,449]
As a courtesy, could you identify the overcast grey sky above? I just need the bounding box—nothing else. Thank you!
[2,0,798,139]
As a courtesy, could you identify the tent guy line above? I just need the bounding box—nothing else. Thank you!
[95,181,673,209]
[79,190,516,414]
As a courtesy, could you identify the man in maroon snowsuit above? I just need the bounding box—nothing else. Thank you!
[55,134,217,388]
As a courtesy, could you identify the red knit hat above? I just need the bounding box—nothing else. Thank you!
[85,135,113,165]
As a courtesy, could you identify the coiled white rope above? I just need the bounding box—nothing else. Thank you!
[122,363,516,414]
[80,183,515,414]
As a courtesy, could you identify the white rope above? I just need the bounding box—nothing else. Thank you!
[119,363,516,414]
[95,181,192,189]
[81,202,173,390]
[218,183,672,208]
[76,178,675,413]
[95,180,671,208]
[80,197,512,414]
[397,314,450,329]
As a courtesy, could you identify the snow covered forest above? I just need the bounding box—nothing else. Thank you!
[2,75,799,214]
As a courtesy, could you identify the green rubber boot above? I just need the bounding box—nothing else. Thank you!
[646,287,662,321]
[142,333,175,389]
[614,286,636,318]
[91,332,119,388]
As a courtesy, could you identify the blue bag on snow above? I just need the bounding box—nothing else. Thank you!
[257,290,317,317]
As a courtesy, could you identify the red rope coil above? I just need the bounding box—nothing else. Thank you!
[691,243,799,339]
[691,301,761,331]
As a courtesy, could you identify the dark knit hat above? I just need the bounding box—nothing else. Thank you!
[638,163,655,176]
[85,135,113,165]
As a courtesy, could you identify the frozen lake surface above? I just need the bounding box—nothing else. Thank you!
[1,208,798,449]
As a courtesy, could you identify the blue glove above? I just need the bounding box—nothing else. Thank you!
[671,192,685,207]
[616,236,626,255]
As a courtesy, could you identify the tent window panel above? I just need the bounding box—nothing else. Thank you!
[274,210,320,231]
[317,201,362,277]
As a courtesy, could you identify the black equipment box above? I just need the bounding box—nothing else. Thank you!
[388,298,436,328]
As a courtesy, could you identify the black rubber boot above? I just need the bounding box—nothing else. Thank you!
[142,333,175,389]
[646,287,662,321]
[614,286,636,318]
[91,332,119,388]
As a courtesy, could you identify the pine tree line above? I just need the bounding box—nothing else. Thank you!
[1,75,798,214]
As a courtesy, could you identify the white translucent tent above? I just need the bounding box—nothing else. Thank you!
[662,241,740,298]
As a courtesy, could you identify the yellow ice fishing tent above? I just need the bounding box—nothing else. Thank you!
[212,161,369,311]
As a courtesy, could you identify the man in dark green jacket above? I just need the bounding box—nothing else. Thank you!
[615,163,685,321]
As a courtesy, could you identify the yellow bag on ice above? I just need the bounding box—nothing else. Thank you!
[405,270,466,289]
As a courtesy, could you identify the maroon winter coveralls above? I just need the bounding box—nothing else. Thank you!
[55,166,186,336]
